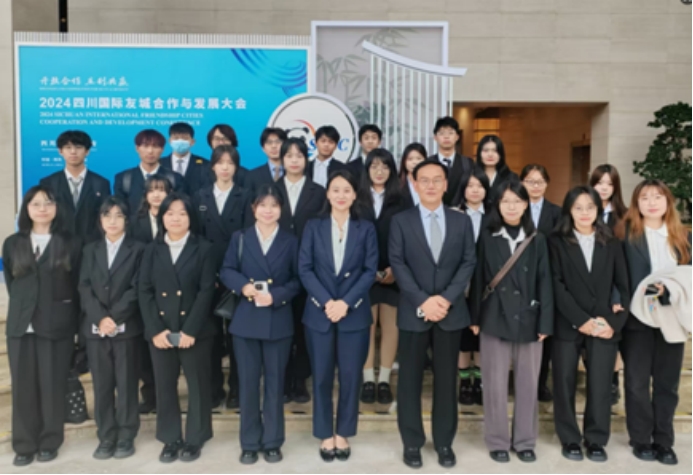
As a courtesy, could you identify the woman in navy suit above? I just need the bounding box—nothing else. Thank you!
[299,170,379,462]
[220,185,301,465]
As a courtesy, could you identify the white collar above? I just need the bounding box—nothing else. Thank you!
[646,225,668,237]
[603,202,612,214]
[285,175,306,188]
[316,156,333,166]
[419,202,445,220]
[531,198,544,209]
[165,232,190,247]
[140,164,160,177]
[439,152,455,162]
[331,214,349,231]
[255,224,279,242]
[106,234,125,248]
[573,229,595,242]
[371,187,385,197]
[172,153,191,163]
[466,203,485,215]
[493,226,526,243]
[213,183,233,197]
[64,167,87,182]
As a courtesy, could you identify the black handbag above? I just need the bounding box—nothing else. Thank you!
[64,369,88,424]
[214,234,243,319]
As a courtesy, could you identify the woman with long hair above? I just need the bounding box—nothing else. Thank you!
[475,135,519,204]
[398,143,428,209]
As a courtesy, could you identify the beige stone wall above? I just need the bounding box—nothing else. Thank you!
[13,0,59,32]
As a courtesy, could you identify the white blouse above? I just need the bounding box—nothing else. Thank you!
[645,225,677,273]
[331,215,349,275]
[165,232,190,265]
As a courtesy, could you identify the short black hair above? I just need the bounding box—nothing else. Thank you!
[487,180,535,236]
[520,163,550,183]
[57,130,92,151]
[157,192,198,238]
[315,125,340,144]
[252,184,285,209]
[358,124,382,141]
[280,137,309,168]
[433,117,459,135]
[211,145,240,169]
[207,124,238,147]
[169,122,194,138]
[260,127,287,147]
[99,196,131,232]
[412,159,449,181]
[451,166,491,209]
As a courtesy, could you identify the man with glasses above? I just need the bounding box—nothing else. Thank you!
[428,117,474,205]
[245,127,288,197]
[389,160,477,469]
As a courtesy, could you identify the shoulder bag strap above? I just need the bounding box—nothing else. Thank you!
[482,231,537,301]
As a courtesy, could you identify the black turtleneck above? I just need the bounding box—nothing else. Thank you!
[505,223,522,240]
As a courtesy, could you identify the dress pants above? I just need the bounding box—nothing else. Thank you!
[233,335,292,450]
[8,335,73,455]
[480,332,543,452]
[285,293,312,387]
[86,337,141,443]
[538,336,552,389]
[397,325,461,450]
[149,338,214,446]
[139,337,156,405]
[211,318,238,400]
[553,335,617,446]
[305,325,370,439]
[621,328,685,448]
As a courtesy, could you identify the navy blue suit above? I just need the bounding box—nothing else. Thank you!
[160,154,213,192]
[220,227,301,451]
[298,217,378,439]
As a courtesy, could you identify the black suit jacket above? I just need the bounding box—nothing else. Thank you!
[347,158,366,180]
[549,234,630,342]
[389,206,477,333]
[488,169,520,205]
[245,163,283,197]
[470,229,553,342]
[274,178,325,241]
[40,170,111,244]
[536,199,562,236]
[160,154,213,192]
[362,200,406,272]
[114,166,186,218]
[400,179,418,211]
[128,213,159,244]
[234,166,249,188]
[429,153,475,206]
[305,158,349,184]
[3,233,82,340]
[79,237,146,340]
[138,235,217,341]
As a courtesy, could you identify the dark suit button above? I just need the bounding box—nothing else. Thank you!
[290,224,294,229]
[104,286,109,290]
[524,266,528,272]
[514,290,520,295]
[514,315,520,320]
[501,287,506,292]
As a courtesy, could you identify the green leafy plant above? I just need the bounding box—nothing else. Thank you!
[633,102,692,220]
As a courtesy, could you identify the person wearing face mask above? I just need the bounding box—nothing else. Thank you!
[245,128,288,197]
[160,122,212,193]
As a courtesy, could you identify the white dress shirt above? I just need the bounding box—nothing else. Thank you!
[285,176,306,215]
[371,187,385,219]
[645,225,677,273]
[331,215,349,275]
[149,212,159,239]
[493,226,526,253]
[603,202,613,223]
[165,232,190,264]
[106,234,125,269]
[173,153,191,176]
[256,225,280,255]
[573,230,596,272]
[407,179,421,206]
[213,183,233,214]
[488,171,498,186]
[140,164,160,180]
[439,153,455,168]
[64,167,87,199]
[530,198,544,228]
[419,203,447,248]
[28,232,52,334]
[466,204,485,242]
[313,157,333,188]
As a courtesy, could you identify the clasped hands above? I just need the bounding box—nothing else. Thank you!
[242,283,273,307]
[152,330,196,349]
[324,300,349,323]
[577,304,624,340]
[420,296,451,322]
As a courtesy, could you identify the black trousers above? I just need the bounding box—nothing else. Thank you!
[139,337,156,405]
[621,328,685,448]
[397,325,461,450]
[86,337,140,443]
[285,293,311,387]
[553,336,617,446]
[150,338,214,446]
[8,335,73,455]
[538,336,552,389]
[211,318,238,399]
[234,335,292,450]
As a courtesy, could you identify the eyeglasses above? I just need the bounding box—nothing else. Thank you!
[499,200,525,207]
[29,201,56,209]
[417,178,445,188]
[370,164,389,172]
[523,180,546,188]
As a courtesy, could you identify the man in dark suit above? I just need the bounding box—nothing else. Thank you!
[245,127,288,197]
[389,160,477,469]
[114,129,186,218]
[429,117,474,206]
[160,122,213,192]
[305,125,349,187]
[40,130,111,244]
[348,124,383,180]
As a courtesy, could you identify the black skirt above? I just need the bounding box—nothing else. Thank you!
[369,282,399,307]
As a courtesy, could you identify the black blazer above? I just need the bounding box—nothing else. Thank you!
[245,163,283,197]
[361,199,406,272]
[3,233,82,340]
[193,184,253,264]
[114,166,186,218]
[429,153,475,206]
[79,237,146,340]
[400,179,418,211]
[536,199,562,236]
[128,213,159,244]
[549,234,631,342]
[346,158,366,181]
[138,235,217,341]
[488,169,520,205]
[234,166,249,188]
[40,170,111,244]
[622,228,692,332]
[274,178,325,241]
[305,158,349,183]
[470,229,553,342]
[160,153,213,192]
[389,206,477,333]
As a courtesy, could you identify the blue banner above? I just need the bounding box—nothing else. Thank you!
[16,44,308,196]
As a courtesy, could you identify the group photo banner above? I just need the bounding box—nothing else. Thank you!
[15,42,309,198]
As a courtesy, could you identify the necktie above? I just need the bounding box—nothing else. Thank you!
[273,166,281,182]
[70,177,83,206]
[176,160,184,175]
[430,212,442,262]
[442,158,451,168]
[145,173,152,180]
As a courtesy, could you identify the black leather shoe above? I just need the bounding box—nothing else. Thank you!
[377,382,393,405]
[180,444,201,462]
[585,443,607,462]
[335,447,351,461]
[37,450,58,462]
[320,447,336,462]
[93,440,116,460]
[240,450,258,465]
[437,446,456,467]
[562,443,583,461]
[403,447,422,468]
[212,390,225,408]
[473,379,484,405]
[293,379,311,404]
[653,445,678,465]
[138,400,156,414]
[538,385,553,402]
[631,443,656,461]
[264,448,283,463]
[159,441,181,463]
[458,380,474,405]
[13,454,34,467]
[114,440,135,459]
[490,450,509,463]
[226,388,240,410]
[516,449,536,462]
[360,382,376,404]
[610,383,620,405]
